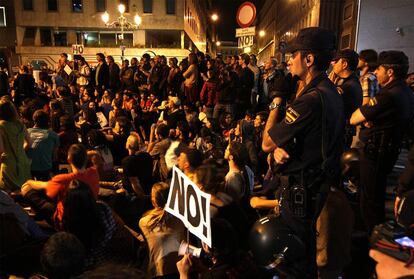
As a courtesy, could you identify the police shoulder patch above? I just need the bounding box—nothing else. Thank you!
[285,107,300,124]
[369,97,378,106]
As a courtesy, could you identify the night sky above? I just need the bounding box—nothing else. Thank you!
[211,0,265,42]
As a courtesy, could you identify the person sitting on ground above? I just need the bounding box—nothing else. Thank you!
[105,116,131,166]
[37,232,86,279]
[148,123,171,181]
[177,147,203,181]
[86,129,114,181]
[21,144,99,228]
[61,179,134,268]
[122,133,154,196]
[57,115,79,163]
[224,142,254,202]
[139,182,186,278]
[27,110,60,181]
[177,218,256,278]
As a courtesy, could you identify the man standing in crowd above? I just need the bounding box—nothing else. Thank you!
[0,67,9,97]
[249,54,261,111]
[13,65,35,107]
[237,54,254,118]
[350,51,413,232]
[330,49,363,149]
[94,53,109,94]
[107,55,120,92]
[262,27,346,277]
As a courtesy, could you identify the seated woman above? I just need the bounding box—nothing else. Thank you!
[62,179,135,268]
[86,129,114,181]
[139,182,186,278]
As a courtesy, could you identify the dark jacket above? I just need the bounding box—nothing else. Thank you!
[94,62,109,89]
[13,73,35,99]
[0,71,9,96]
[108,62,121,91]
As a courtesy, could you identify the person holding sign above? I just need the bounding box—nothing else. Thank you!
[195,163,250,250]
[139,182,186,278]
[176,218,256,278]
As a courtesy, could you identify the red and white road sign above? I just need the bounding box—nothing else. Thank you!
[236,2,256,28]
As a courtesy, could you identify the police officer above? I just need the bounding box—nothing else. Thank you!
[262,27,346,278]
[330,49,363,149]
[350,51,413,232]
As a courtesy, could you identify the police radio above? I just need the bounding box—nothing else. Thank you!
[290,185,307,218]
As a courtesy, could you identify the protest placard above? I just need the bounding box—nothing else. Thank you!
[165,166,211,247]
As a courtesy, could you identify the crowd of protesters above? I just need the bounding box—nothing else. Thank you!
[1,27,414,279]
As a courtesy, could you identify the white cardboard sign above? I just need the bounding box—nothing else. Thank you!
[165,166,212,247]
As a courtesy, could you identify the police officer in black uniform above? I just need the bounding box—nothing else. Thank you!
[350,51,413,232]
[330,49,363,149]
[262,27,345,278]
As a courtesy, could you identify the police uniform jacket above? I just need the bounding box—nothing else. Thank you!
[360,79,413,146]
[268,73,344,178]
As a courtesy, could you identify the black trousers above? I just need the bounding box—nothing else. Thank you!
[359,147,399,232]
[24,189,56,224]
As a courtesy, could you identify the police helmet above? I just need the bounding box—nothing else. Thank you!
[249,214,305,268]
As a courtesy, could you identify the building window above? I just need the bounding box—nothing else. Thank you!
[47,0,58,11]
[341,34,351,49]
[72,0,83,12]
[120,0,129,13]
[166,0,175,14]
[40,28,52,46]
[343,3,353,21]
[96,0,106,12]
[143,0,152,13]
[22,0,33,11]
[23,27,36,45]
[54,32,67,46]
[0,7,5,27]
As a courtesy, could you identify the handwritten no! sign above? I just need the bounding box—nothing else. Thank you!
[165,166,212,247]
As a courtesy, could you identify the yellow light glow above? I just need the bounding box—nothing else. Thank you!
[101,11,109,24]
[118,4,126,14]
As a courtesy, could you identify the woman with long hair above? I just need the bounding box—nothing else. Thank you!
[62,179,134,268]
[86,129,114,181]
[182,53,199,104]
[139,182,186,278]
[0,97,31,192]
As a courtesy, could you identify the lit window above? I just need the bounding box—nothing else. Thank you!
[0,7,6,27]
[72,0,82,12]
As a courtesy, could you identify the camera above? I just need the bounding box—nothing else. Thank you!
[370,220,414,263]
[178,241,210,260]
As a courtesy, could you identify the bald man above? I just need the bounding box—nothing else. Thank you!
[122,133,154,196]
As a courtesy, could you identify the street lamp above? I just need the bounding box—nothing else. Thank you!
[101,4,142,61]
[259,30,266,37]
[216,41,221,46]
[211,13,218,22]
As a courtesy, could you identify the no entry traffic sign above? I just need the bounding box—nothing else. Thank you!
[236,2,256,28]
